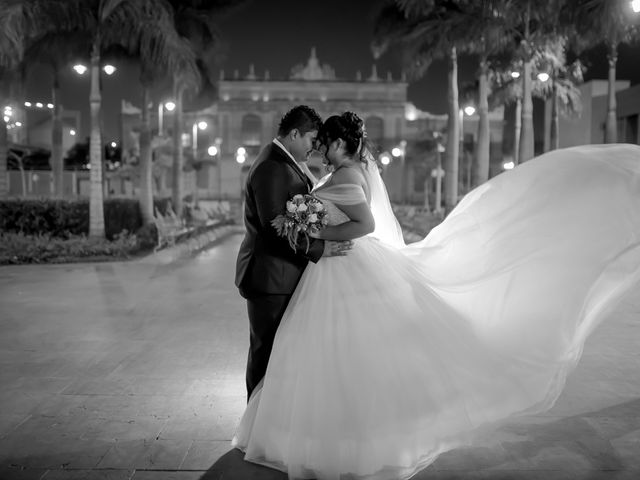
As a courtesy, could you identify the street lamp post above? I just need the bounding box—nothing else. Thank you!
[432,142,445,215]
[391,140,406,203]
[158,101,175,136]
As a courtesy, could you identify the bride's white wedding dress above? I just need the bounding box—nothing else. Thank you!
[232,144,640,480]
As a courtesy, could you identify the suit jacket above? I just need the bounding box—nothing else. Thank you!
[235,142,325,298]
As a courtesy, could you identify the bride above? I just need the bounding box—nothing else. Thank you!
[232,112,640,480]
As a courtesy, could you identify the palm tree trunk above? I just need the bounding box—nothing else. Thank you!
[0,117,7,197]
[473,57,490,187]
[550,79,559,151]
[171,80,184,218]
[605,42,618,143]
[89,40,105,238]
[139,86,154,224]
[51,68,64,197]
[514,97,522,165]
[445,46,459,214]
[519,59,534,162]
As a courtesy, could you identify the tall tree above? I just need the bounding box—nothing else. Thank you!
[374,1,463,212]
[20,32,90,197]
[164,0,242,218]
[14,0,198,237]
[567,0,640,143]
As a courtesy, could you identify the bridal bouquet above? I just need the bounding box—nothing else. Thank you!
[271,194,328,253]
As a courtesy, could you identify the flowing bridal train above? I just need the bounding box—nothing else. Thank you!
[233,143,640,480]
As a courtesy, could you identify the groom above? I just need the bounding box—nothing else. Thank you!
[235,105,353,399]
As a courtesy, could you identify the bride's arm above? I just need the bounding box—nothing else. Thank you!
[311,169,375,241]
[314,201,375,241]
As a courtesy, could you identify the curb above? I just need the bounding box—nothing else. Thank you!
[138,223,245,264]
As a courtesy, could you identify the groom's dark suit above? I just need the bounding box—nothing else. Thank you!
[235,141,325,398]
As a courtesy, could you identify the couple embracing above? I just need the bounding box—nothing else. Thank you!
[234,105,640,479]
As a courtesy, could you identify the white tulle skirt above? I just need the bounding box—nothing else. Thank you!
[232,144,640,480]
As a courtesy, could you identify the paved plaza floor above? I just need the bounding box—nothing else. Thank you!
[0,233,639,480]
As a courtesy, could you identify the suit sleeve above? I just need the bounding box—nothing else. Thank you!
[251,162,325,263]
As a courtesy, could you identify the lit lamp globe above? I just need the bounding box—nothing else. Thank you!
[503,161,515,170]
[208,146,218,156]
[380,154,391,166]
[391,147,402,157]
[236,147,247,164]
[464,106,476,116]
[632,0,640,13]
[198,121,208,130]
[537,72,550,82]
[103,65,116,75]
[73,64,87,75]
[164,102,176,112]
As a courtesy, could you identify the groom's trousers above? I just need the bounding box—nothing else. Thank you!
[246,293,292,400]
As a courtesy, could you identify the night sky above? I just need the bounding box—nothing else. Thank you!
[22,0,640,143]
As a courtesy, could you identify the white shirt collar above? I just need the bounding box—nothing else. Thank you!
[272,138,300,167]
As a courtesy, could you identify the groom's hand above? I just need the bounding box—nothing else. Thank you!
[323,240,353,257]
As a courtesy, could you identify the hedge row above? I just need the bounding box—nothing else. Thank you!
[0,197,173,240]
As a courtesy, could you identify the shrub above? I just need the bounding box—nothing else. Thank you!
[0,197,173,240]
[0,231,139,265]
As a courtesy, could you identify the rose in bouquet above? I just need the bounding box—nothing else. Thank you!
[271,194,328,253]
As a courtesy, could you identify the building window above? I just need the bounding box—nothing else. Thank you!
[365,116,384,142]
[241,114,262,147]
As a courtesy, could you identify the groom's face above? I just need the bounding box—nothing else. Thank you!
[290,129,318,163]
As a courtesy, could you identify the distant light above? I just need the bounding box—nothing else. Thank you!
[237,147,246,155]
[164,101,176,112]
[207,146,218,156]
[537,72,550,82]
[47,103,54,109]
[380,154,391,165]
[236,154,246,164]
[632,0,640,13]
[103,64,116,75]
[35,102,43,108]
[15,121,22,127]
[3,116,9,122]
[110,141,117,148]
[510,71,520,79]
[70,129,76,136]
[3,106,12,113]
[391,147,402,157]
[24,102,32,107]
[503,161,515,170]
[197,121,208,130]
[73,64,87,75]
[464,106,476,116]
[86,163,91,169]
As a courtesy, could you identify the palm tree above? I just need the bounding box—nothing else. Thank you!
[0,0,27,198]
[567,0,640,143]
[15,0,198,238]
[373,1,464,212]
[165,0,242,218]
[535,39,584,150]
[20,32,89,197]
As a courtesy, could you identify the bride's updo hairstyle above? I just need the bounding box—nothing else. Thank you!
[318,111,370,165]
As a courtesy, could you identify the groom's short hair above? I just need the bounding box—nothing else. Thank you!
[278,105,322,137]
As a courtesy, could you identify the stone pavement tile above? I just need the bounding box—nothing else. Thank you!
[131,472,202,480]
[94,440,150,469]
[40,469,133,479]
[2,378,74,395]
[158,412,226,441]
[131,439,192,470]
[0,414,32,439]
[610,429,640,469]
[0,391,50,415]
[0,436,111,470]
[79,416,167,443]
[0,466,47,480]
[179,441,229,470]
